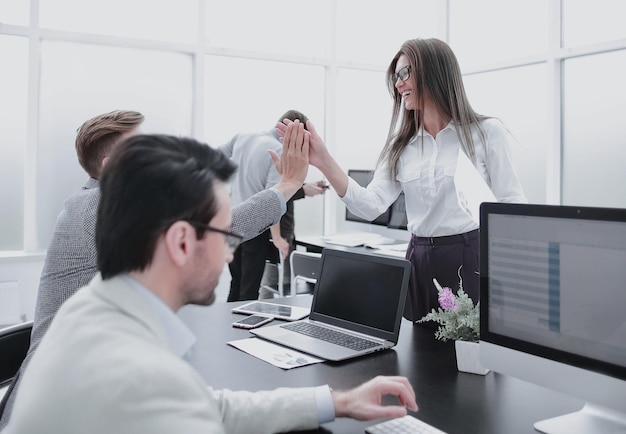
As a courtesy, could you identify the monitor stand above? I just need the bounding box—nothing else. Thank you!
[534,404,626,434]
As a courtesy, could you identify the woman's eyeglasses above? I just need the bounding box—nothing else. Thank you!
[186,221,244,253]
[392,65,411,83]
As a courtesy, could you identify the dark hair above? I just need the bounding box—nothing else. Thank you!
[75,110,144,179]
[277,110,309,130]
[381,38,488,179]
[96,134,237,279]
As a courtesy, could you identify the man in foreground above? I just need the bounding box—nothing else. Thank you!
[0,109,314,428]
[5,123,417,433]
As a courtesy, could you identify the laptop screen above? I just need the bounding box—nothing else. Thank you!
[310,249,410,340]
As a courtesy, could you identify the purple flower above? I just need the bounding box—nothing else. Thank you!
[438,287,457,311]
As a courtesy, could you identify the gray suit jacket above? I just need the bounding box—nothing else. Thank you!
[4,275,319,434]
[0,179,284,429]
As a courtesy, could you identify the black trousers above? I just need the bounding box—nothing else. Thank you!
[403,229,480,323]
[227,229,279,302]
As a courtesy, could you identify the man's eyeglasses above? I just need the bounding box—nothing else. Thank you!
[392,65,411,84]
[186,221,244,253]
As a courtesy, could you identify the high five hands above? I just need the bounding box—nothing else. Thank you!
[276,118,329,170]
[269,119,309,178]
[276,118,350,197]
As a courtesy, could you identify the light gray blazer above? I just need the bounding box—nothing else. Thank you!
[0,179,284,429]
[5,275,319,434]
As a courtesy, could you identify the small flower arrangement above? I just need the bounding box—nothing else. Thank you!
[417,267,480,343]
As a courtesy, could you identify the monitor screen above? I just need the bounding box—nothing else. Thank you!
[311,249,410,339]
[345,170,389,226]
[387,192,407,230]
[479,202,626,433]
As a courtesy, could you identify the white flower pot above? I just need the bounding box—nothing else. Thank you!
[455,340,490,375]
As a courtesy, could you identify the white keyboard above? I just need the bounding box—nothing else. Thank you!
[365,415,447,434]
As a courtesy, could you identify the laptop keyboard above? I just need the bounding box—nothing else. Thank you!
[280,322,379,351]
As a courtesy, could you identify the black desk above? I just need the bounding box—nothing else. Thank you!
[178,296,584,434]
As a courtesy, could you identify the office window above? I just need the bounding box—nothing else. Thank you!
[562,50,626,208]
[0,36,28,250]
[40,0,198,44]
[38,41,192,250]
[334,68,393,233]
[204,0,331,58]
[203,55,325,237]
[0,0,29,25]
[335,0,442,66]
[449,0,548,70]
[463,64,549,205]
[563,0,626,47]
[203,56,325,146]
[335,68,391,170]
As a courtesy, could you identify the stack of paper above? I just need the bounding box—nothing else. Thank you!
[371,243,409,258]
[322,232,395,247]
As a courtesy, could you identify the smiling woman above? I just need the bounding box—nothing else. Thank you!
[276,37,527,326]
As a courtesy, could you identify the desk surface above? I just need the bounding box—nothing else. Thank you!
[178,296,583,434]
[296,235,407,258]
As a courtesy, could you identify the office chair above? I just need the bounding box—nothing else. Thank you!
[259,253,286,298]
[289,251,322,297]
[0,320,33,410]
[0,321,32,388]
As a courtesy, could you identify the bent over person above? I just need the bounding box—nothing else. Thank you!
[5,126,417,433]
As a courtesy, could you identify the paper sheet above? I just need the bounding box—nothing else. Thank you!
[228,337,324,370]
[368,243,409,259]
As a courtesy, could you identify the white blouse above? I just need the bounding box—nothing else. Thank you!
[342,118,527,237]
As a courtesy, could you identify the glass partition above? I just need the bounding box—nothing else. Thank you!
[563,0,626,47]
[205,0,331,58]
[203,55,325,146]
[0,0,29,25]
[562,50,626,208]
[449,0,548,70]
[38,41,192,249]
[40,0,198,43]
[336,0,441,66]
[464,64,549,205]
[0,36,28,250]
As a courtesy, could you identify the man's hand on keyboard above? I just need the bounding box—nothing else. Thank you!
[331,376,418,421]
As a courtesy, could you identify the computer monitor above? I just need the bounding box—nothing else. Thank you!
[345,169,389,226]
[387,192,408,230]
[479,202,626,434]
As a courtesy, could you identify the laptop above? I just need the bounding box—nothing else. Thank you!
[251,248,411,361]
